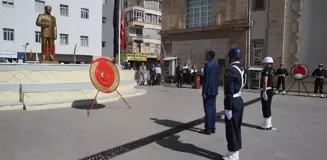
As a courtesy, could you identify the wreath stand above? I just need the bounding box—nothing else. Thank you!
[286,79,310,96]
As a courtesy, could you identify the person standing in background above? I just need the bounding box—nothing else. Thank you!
[275,63,288,95]
[182,63,189,84]
[200,50,220,135]
[149,64,156,86]
[155,63,162,85]
[312,64,327,98]
[175,63,183,88]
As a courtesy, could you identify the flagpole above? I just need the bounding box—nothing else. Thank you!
[118,0,122,66]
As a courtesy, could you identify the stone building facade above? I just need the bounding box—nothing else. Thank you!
[160,0,250,68]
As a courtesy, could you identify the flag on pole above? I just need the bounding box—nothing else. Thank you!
[120,11,127,51]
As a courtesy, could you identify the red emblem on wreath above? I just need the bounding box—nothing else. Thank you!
[290,64,309,80]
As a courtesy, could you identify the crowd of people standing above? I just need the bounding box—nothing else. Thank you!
[175,62,205,88]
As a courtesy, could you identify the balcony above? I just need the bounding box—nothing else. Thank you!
[128,18,145,27]
[131,35,144,43]
[124,4,162,12]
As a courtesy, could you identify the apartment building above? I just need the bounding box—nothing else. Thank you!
[122,0,162,66]
[160,0,250,67]
[0,0,102,63]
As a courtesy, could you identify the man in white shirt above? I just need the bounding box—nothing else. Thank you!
[155,63,162,85]
[182,63,189,84]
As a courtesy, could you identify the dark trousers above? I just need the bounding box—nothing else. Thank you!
[183,73,187,84]
[155,73,162,85]
[203,95,217,133]
[176,75,183,87]
[314,78,324,94]
[277,76,286,91]
[225,97,244,152]
[261,89,274,118]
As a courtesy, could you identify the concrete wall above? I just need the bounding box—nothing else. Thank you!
[298,0,327,71]
[0,0,102,56]
[102,0,115,58]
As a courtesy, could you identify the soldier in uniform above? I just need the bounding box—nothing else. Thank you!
[275,63,289,95]
[223,48,245,160]
[312,64,327,98]
[36,5,57,61]
[260,57,275,130]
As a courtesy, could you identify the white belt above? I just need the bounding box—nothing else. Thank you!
[315,76,324,79]
[261,87,272,90]
[231,65,245,98]
[233,92,241,98]
[278,74,285,77]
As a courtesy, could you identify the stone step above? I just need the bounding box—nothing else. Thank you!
[0,89,146,111]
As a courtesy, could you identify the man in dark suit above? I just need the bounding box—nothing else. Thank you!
[200,50,220,135]
[175,63,183,88]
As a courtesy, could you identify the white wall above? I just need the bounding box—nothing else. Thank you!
[101,0,115,58]
[0,0,102,56]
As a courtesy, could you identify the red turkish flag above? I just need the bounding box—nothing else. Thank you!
[120,11,127,51]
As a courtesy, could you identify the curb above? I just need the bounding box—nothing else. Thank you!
[0,90,146,111]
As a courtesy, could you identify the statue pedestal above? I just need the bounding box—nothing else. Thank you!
[41,61,59,64]
[0,64,144,110]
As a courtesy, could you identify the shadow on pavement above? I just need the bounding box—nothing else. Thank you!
[71,99,106,110]
[150,118,202,133]
[155,135,223,160]
[216,114,263,130]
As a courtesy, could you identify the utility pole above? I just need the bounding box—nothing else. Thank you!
[73,44,77,64]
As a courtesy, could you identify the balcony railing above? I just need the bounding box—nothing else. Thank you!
[131,35,144,43]
[125,4,162,12]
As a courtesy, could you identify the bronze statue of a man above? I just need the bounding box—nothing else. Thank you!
[36,5,57,61]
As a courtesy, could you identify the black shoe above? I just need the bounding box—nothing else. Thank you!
[199,130,211,135]
[211,130,216,134]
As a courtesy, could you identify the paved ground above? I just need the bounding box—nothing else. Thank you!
[0,86,326,160]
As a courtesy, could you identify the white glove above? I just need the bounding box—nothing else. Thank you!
[262,92,268,101]
[224,109,232,120]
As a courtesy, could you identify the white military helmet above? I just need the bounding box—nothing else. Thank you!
[263,57,274,64]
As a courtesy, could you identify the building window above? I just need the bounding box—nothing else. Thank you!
[35,31,41,43]
[81,36,89,47]
[81,8,89,19]
[3,28,14,41]
[34,0,45,12]
[60,4,69,17]
[186,0,213,28]
[144,0,160,10]
[253,0,265,10]
[131,10,144,21]
[2,0,14,7]
[159,0,162,10]
[124,0,127,7]
[251,40,264,66]
[102,17,107,23]
[60,34,69,45]
[102,41,106,48]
